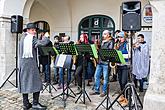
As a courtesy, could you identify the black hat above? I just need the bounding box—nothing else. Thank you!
[23,23,38,32]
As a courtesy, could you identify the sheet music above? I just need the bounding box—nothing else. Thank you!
[56,54,67,67]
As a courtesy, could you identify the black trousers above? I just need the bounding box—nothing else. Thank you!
[117,65,128,91]
[22,91,40,106]
[75,65,83,88]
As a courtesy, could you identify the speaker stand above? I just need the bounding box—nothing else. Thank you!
[0,33,19,89]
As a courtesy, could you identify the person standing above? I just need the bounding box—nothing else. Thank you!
[90,30,114,97]
[115,31,129,106]
[133,34,150,92]
[18,23,49,110]
[38,30,53,83]
[57,35,74,89]
[110,30,121,82]
[74,33,91,94]
[53,35,60,84]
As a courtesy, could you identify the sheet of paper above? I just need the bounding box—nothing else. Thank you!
[91,44,98,58]
[53,47,59,55]
[117,50,126,64]
[56,54,67,67]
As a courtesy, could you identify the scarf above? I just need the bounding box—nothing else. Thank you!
[22,33,33,58]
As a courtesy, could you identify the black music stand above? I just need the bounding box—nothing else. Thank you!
[75,44,96,104]
[108,32,143,110]
[95,49,125,110]
[39,47,57,96]
[52,43,77,107]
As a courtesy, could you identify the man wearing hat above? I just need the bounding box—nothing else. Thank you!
[18,23,49,109]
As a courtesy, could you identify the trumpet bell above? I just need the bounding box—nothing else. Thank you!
[110,62,116,68]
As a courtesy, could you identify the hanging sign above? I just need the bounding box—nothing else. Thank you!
[143,4,152,23]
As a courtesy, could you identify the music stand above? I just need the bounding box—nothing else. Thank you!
[108,32,143,110]
[95,49,125,110]
[75,44,98,104]
[39,46,57,96]
[52,43,77,107]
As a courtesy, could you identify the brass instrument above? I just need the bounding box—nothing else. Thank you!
[73,55,77,64]
[92,58,98,67]
[110,62,116,68]
[110,62,117,75]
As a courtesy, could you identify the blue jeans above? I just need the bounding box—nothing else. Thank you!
[59,67,71,85]
[54,65,58,81]
[44,64,50,83]
[133,74,144,91]
[94,63,109,94]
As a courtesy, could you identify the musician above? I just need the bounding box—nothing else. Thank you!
[74,33,95,94]
[53,35,60,84]
[57,35,74,89]
[18,23,48,109]
[115,31,129,106]
[133,34,150,92]
[38,30,53,83]
[110,30,121,82]
[90,30,114,97]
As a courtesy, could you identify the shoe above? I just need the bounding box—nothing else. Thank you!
[86,82,91,86]
[76,87,82,95]
[57,84,67,89]
[99,93,106,97]
[76,89,82,95]
[118,95,125,102]
[139,88,143,92]
[23,103,32,110]
[89,91,100,95]
[110,77,117,82]
[64,84,67,89]
[32,103,47,109]
[57,84,62,89]
[87,79,92,86]
[53,80,58,85]
[119,98,128,107]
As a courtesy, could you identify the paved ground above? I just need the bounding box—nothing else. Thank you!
[0,80,146,110]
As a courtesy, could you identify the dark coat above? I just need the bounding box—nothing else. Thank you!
[18,33,49,93]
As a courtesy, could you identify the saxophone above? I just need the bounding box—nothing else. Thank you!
[110,62,117,75]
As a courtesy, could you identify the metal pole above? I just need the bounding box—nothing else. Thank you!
[16,33,18,88]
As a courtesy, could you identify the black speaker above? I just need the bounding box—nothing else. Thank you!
[11,15,23,33]
[122,1,141,31]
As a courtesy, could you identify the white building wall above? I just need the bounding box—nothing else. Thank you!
[29,0,151,41]
[0,17,18,87]
[0,0,151,88]
[29,0,72,41]
[0,0,26,87]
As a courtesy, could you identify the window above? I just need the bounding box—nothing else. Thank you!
[79,15,115,42]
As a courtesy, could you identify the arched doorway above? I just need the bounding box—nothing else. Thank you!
[34,21,50,38]
[78,15,115,42]
[34,21,50,31]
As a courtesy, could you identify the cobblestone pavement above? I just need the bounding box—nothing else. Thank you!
[0,81,146,110]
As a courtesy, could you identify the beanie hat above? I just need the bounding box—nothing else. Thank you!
[117,31,125,37]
